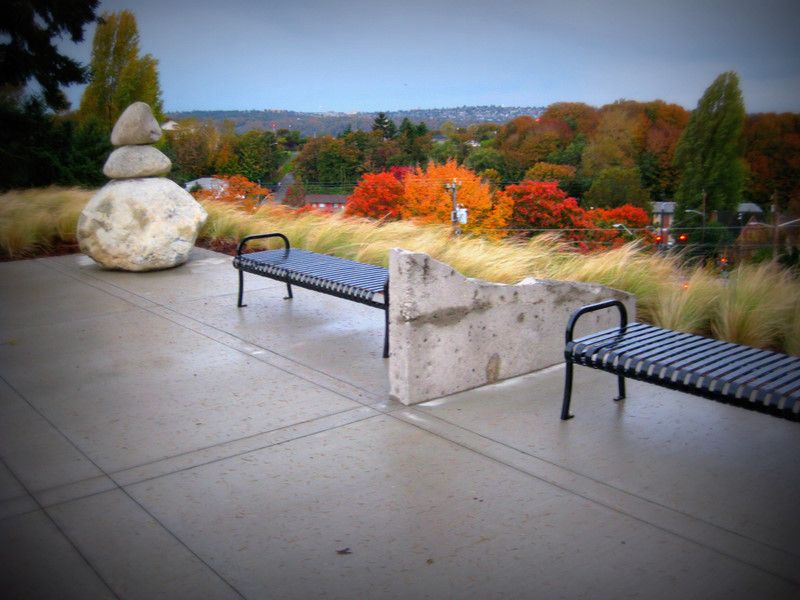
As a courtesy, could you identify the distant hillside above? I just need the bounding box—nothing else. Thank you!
[167,105,545,136]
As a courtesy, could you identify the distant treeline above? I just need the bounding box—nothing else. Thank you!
[167,105,546,137]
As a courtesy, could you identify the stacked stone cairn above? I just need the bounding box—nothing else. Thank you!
[77,102,207,271]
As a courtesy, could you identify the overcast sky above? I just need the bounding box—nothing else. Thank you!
[59,0,800,114]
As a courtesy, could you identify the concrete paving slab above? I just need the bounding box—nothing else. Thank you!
[127,414,796,599]
[47,488,240,599]
[0,459,37,520]
[0,509,115,599]
[0,306,362,473]
[175,285,390,395]
[0,378,106,496]
[113,405,379,488]
[0,259,136,332]
[47,247,266,306]
[416,365,800,558]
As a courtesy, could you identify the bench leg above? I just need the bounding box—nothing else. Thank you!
[284,281,293,300]
[614,375,626,402]
[382,282,389,358]
[237,269,246,307]
[561,360,575,420]
[382,309,389,358]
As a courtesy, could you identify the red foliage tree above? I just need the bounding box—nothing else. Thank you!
[345,171,404,220]
[499,181,594,246]
[586,204,654,248]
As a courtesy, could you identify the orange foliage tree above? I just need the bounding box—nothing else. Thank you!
[345,171,404,219]
[192,175,271,212]
[400,159,509,234]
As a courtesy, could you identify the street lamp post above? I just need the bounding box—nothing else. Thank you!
[685,208,706,247]
[612,223,635,237]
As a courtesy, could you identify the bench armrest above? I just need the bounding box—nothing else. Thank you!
[236,233,291,257]
[565,299,628,345]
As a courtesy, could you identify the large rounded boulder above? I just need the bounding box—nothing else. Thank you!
[77,178,207,271]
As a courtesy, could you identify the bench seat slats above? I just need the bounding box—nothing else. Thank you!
[235,249,389,301]
[234,234,390,358]
[565,307,799,421]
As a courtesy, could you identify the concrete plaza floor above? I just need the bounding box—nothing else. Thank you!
[0,248,798,599]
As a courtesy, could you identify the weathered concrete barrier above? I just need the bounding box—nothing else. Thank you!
[388,249,635,405]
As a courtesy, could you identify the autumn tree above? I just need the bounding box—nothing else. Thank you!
[192,175,271,213]
[499,181,593,245]
[78,10,164,129]
[673,72,746,220]
[400,159,508,234]
[164,118,219,182]
[523,162,577,192]
[580,106,644,177]
[494,116,571,180]
[0,0,99,110]
[586,204,653,248]
[540,102,599,135]
[345,171,404,220]
[743,112,800,214]
[638,101,689,199]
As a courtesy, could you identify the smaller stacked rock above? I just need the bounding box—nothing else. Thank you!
[77,102,207,271]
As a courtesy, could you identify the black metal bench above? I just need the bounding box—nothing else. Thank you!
[233,233,389,357]
[561,299,800,421]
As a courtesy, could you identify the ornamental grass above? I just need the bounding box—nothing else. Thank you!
[1,188,798,354]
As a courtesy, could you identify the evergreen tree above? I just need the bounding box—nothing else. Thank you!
[78,10,163,130]
[372,112,396,140]
[673,72,746,220]
[0,0,99,111]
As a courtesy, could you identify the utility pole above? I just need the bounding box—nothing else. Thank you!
[701,189,707,247]
[772,192,780,258]
[445,179,462,236]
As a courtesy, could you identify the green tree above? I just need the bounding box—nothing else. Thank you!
[234,130,284,184]
[465,147,504,174]
[583,167,651,210]
[78,10,164,130]
[164,119,219,183]
[0,0,99,111]
[294,136,361,187]
[372,112,396,140]
[673,72,746,219]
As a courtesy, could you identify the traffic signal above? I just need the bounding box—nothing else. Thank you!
[655,234,663,244]
[677,233,688,243]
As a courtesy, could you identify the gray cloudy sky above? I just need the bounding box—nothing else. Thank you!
[60,0,800,113]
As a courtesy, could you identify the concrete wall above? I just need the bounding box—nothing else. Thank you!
[388,249,635,406]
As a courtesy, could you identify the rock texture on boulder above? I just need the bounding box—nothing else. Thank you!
[78,179,207,271]
[110,102,162,145]
[103,145,172,179]
[388,249,635,405]
[78,102,207,271]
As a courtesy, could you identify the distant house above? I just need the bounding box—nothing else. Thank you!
[652,201,675,229]
[304,194,348,212]
[651,201,763,231]
[161,120,180,131]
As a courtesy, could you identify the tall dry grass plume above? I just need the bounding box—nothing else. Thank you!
[0,188,92,257]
